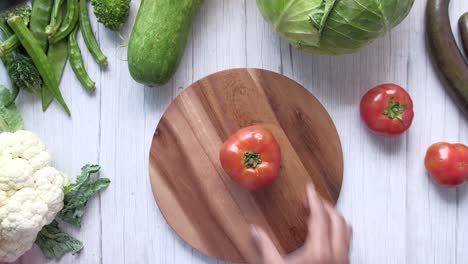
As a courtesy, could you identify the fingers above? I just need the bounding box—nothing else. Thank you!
[250,184,353,264]
[322,200,353,247]
[284,246,309,264]
[306,184,331,246]
[346,224,353,245]
[323,201,351,263]
[305,183,352,263]
[251,225,283,264]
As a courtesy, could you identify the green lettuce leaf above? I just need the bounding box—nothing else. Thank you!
[58,165,111,227]
[0,86,23,132]
[35,220,83,259]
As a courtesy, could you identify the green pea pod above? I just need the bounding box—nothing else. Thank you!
[41,88,54,110]
[50,0,79,44]
[45,0,65,36]
[69,25,96,92]
[30,0,54,51]
[8,16,71,116]
[42,39,69,110]
[80,0,107,66]
[0,35,20,57]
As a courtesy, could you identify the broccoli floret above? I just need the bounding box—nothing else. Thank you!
[91,0,131,31]
[2,4,32,26]
[12,5,31,26]
[7,54,43,95]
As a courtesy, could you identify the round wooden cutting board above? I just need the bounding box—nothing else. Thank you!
[149,69,343,263]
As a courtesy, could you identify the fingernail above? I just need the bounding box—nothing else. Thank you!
[307,183,316,197]
[251,225,260,240]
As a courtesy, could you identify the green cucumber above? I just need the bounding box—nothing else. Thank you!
[128,0,203,86]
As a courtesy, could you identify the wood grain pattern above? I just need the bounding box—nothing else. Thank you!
[149,69,343,263]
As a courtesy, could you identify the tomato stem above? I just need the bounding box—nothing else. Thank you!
[383,97,407,121]
[244,151,262,168]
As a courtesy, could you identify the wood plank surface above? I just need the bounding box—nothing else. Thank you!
[149,69,343,263]
[1,0,467,263]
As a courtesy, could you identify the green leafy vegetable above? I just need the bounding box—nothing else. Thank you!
[58,165,111,227]
[0,86,23,132]
[35,220,83,259]
[256,0,415,54]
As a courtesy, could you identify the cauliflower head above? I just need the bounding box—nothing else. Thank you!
[0,131,64,262]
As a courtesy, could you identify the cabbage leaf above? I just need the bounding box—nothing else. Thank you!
[257,0,415,54]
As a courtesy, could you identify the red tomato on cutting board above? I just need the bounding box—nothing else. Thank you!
[219,125,281,190]
[360,84,414,136]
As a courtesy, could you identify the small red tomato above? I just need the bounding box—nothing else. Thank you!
[425,142,468,187]
[360,84,414,136]
[219,125,281,190]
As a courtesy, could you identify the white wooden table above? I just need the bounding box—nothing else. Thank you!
[2,0,468,263]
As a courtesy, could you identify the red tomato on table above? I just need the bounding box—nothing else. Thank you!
[219,125,281,190]
[360,84,414,136]
[425,142,468,187]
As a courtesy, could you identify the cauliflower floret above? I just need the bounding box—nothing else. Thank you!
[0,131,64,263]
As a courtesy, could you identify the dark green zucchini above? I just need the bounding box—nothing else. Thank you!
[426,0,468,115]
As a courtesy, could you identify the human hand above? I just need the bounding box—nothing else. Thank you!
[250,184,352,264]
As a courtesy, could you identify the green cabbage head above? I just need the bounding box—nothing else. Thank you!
[257,0,414,55]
